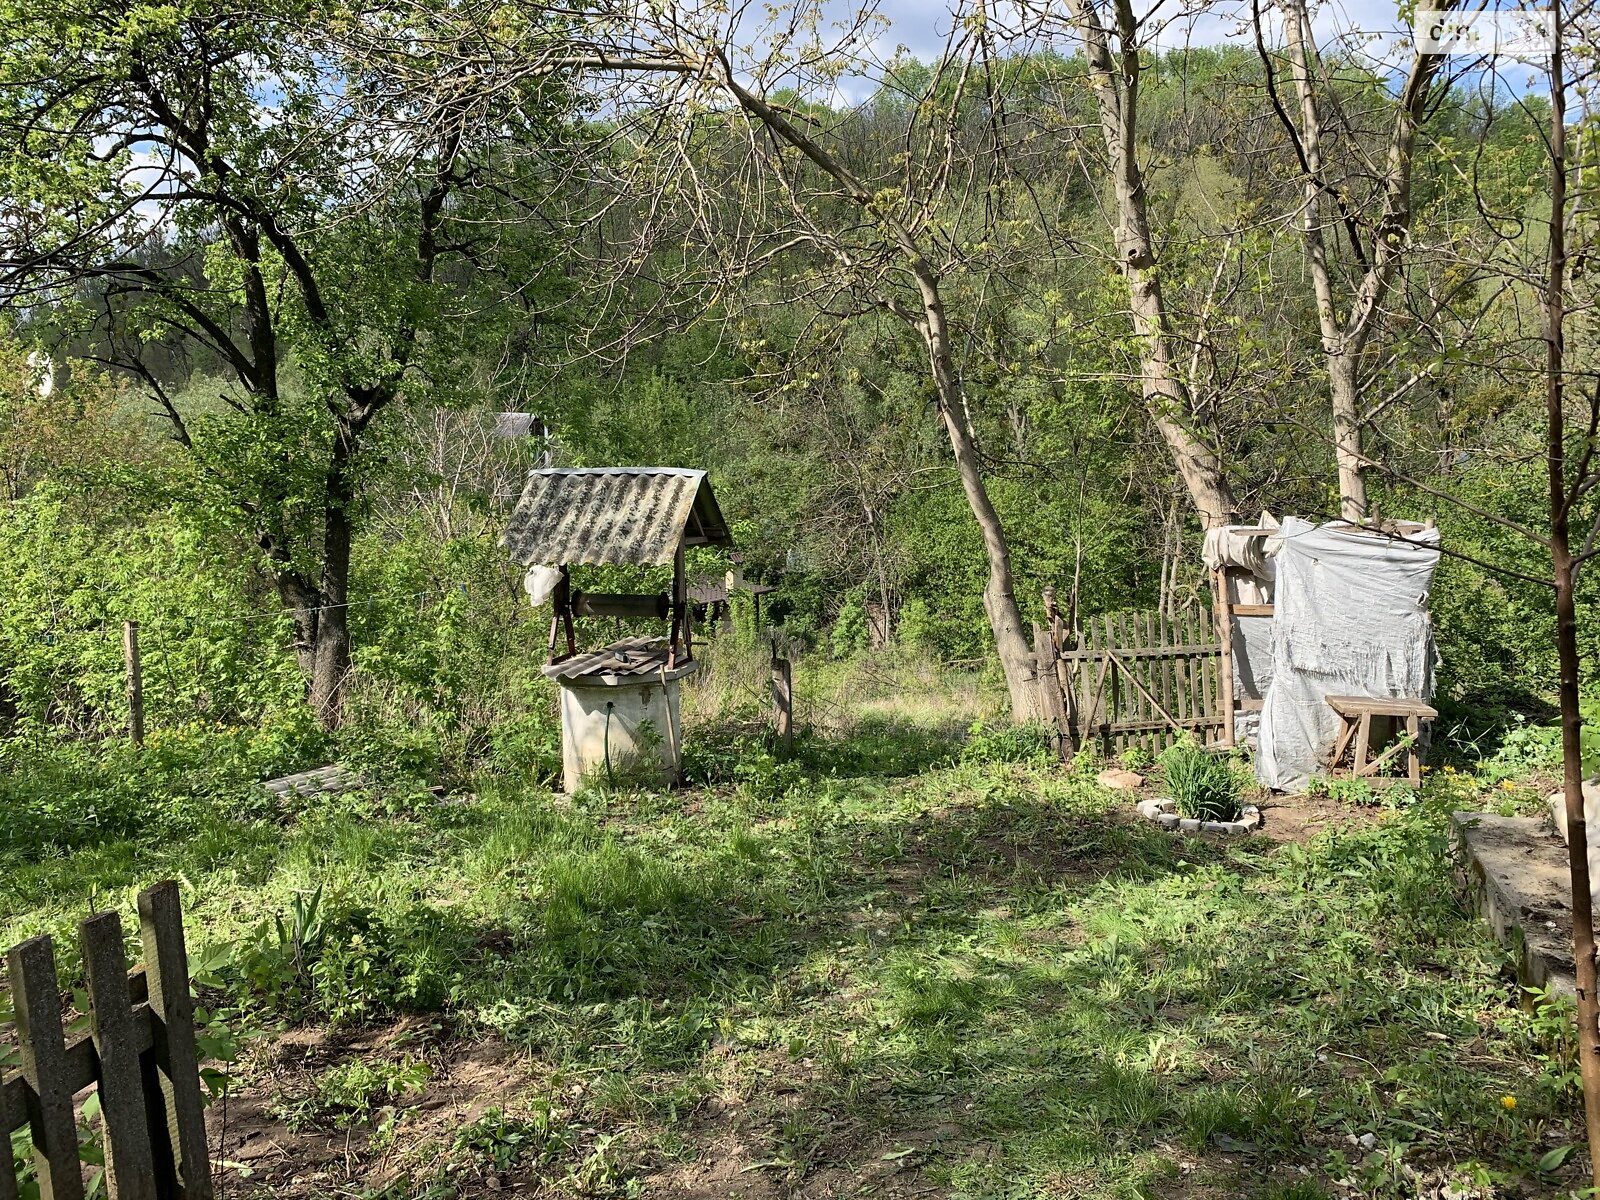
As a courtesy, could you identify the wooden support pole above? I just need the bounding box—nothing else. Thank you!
[1212,568,1236,748]
[771,653,794,755]
[124,620,144,747]
[1033,622,1071,757]
[668,541,688,669]
[80,912,157,1200]
[9,936,85,1200]
[0,1114,17,1199]
[137,881,214,1200]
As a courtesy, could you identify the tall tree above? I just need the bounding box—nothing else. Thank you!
[1256,0,1454,521]
[454,0,1063,717]
[1050,0,1238,529]
[0,0,567,726]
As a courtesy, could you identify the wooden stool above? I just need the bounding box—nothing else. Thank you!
[1325,695,1438,786]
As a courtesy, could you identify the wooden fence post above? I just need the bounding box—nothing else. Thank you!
[771,653,794,756]
[1212,569,1236,749]
[123,621,144,748]
[137,881,214,1200]
[0,882,213,1200]
[1033,622,1072,758]
[80,914,156,1200]
[8,936,84,1200]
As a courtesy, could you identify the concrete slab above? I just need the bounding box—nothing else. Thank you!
[1452,811,1578,998]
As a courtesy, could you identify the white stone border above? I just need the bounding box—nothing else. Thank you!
[1136,796,1261,835]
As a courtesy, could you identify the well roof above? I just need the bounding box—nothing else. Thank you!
[502,467,733,566]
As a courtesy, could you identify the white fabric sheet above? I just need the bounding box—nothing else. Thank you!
[1256,519,1441,791]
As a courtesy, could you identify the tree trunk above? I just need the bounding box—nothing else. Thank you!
[1544,33,1600,1182]
[310,514,353,730]
[1330,354,1369,521]
[1276,0,1440,523]
[309,425,359,730]
[922,295,1044,722]
[1553,538,1600,1184]
[1070,0,1236,530]
[713,69,1045,718]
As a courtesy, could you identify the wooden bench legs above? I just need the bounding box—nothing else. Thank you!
[1330,712,1425,786]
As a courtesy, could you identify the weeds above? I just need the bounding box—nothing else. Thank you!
[271,1056,431,1131]
[0,665,1584,1198]
[1159,736,1242,820]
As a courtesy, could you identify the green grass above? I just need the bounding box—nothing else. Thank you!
[0,700,1584,1199]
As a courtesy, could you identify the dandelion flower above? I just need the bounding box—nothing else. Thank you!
[1500,1095,1517,1111]
[1502,781,1518,791]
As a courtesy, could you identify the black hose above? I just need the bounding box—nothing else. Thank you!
[603,700,616,788]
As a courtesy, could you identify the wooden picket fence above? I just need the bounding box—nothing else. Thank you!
[1035,603,1227,757]
[3,880,213,1200]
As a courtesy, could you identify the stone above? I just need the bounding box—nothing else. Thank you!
[1212,1133,1258,1154]
[1356,1132,1378,1152]
[1157,813,1180,829]
[1099,767,1144,790]
[1135,799,1163,820]
[1546,784,1600,908]
[1179,818,1202,832]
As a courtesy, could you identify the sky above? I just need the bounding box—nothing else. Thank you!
[808,0,1549,103]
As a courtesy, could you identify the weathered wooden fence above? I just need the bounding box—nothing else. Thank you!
[1035,603,1227,757]
[3,880,213,1200]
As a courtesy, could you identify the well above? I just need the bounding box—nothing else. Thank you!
[500,468,735,792]
[545,638,698,791]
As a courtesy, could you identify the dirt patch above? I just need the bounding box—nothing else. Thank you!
[1253,790,1376,844]
[211,1020,536,1197]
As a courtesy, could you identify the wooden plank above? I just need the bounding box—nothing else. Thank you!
[1123,612,1140,745]
[1103,645,1184,736]
[0,1078,18,1199]
[1165,611,1180,741]
[771,655,794,755]
[0,1002,157,1139]
[1325,695,1438,719]
[80,913,156,1200]
[1102,614,1118,755]
[1230,603,1275,617]
[137,881,214,1200]
[0,1154,14,1199]
[1171,611,1189,736]
[1152,611,1167,754]
[1407,714,1423,786]
[1061,643,1219,661]
[124,620,144,748]
[9,935,84,1200]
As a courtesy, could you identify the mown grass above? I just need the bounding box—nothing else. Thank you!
[0,674,1584,1199]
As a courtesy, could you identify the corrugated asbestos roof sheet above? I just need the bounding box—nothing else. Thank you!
[495,412,537,439]
[502,467,733,566]
[542,636,689,680]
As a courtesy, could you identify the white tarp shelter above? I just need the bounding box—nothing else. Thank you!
[1255,518,1442,790]
[1205,516,1443,791]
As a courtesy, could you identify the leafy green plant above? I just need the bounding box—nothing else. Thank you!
[1120,745,1154,771]
[453,1102,576,1173]
[1157,737,1241,821]
[829,592,870,658]
[1306,775,1378,805]
[959,720,1053,766]
[271,1056,431,1131]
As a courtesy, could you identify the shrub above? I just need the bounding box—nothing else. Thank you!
[959,720,1053,765]
[897,597,938,654]
[830,592,870,658]
[1158,737,1240,821]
